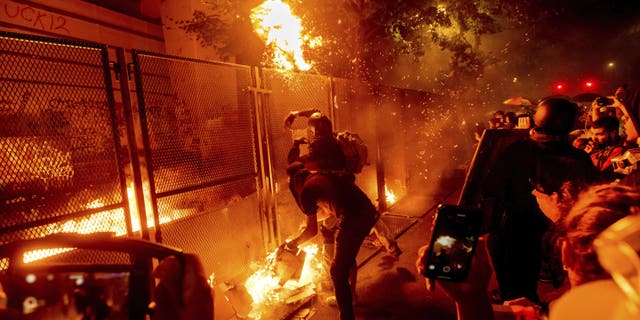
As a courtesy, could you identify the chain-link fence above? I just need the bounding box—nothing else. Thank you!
[131,51,265,279]
[0,32,131,270]
[0,30,472,287]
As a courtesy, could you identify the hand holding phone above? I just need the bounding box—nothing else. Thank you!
[421,204,483,282]
[417,234,495,320]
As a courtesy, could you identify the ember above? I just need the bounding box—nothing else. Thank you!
[250,0,321,71]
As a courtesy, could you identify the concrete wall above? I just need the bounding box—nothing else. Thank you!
[0,0,164,52]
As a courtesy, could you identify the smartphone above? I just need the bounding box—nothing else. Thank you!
[422,204,483,282]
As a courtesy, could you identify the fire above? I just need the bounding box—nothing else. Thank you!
[19,182,167,265]
[385,185,397,205]
[250,0,321,71]
[244,244,323,318]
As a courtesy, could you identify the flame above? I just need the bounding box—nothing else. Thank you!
[250,0,321,71]
[19,182,173,265]
[245,244,324,318]
[385,185,397,205]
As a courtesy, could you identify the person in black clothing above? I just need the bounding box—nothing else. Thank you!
[283,111,379,320]
[285,161,378,320]
[482,98,599,303]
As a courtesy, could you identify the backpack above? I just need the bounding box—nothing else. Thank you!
[336,131,368,174]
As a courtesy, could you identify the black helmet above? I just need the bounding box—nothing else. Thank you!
[307,112,333,138]
[533,98,578,136]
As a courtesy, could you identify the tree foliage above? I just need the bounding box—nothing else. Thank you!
[173,0,640,92]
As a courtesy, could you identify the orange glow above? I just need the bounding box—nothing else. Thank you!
[245,244,323,318]
[250,0,321,71]
[385,185,397,205]
[20,182,169,265]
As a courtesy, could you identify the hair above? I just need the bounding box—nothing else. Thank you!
[591,116,620,132]
[561,183,640,286]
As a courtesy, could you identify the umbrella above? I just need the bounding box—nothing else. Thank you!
[503,96,533,106]
[572,93,602,103]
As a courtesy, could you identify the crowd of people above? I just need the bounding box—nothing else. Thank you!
[418,84,640,320]
[274,81,640,320]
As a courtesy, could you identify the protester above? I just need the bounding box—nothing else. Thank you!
[284,111,380,320]
[417,183,640,320]
[481,98,599,302]
[285,161,378,320]
[286,109,401,256]
[589,116,626,181]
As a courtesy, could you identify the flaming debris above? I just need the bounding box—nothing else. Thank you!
[244,244,323,319]
[250,0,321,71]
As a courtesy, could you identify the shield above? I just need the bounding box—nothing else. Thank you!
[503,97,533,106]
[572,93,602,103]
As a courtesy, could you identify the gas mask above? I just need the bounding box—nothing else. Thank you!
[594,214,640,316]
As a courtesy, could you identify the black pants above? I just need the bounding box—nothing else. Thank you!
[330,200,377,319]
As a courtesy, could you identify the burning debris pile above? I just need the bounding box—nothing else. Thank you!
[221,244,326,319]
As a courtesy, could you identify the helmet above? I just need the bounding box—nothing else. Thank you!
[307,112,333,138]
[533,98,578,136]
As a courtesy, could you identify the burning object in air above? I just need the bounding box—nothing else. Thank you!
[250,0,321,72]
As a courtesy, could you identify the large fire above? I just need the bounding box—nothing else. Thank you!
[250,0,321,71]
[244,244,323,319]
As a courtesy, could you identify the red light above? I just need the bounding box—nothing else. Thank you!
[582,80,597,92]
[553,82,567,93]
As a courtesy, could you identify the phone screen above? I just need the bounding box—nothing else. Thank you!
[422,205,483,281]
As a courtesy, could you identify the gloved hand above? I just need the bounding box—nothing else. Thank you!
[284,111,299,129]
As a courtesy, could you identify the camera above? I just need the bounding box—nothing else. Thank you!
[596,96,614,107]
[611,148,640,175]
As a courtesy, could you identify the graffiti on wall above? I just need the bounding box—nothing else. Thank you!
[1,1,70,34]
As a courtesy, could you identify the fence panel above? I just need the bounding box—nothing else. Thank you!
[0,32,131,259]
[261,70,332,240]
[132,51,264,279]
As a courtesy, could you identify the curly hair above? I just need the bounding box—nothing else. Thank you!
[561,183,640,286]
